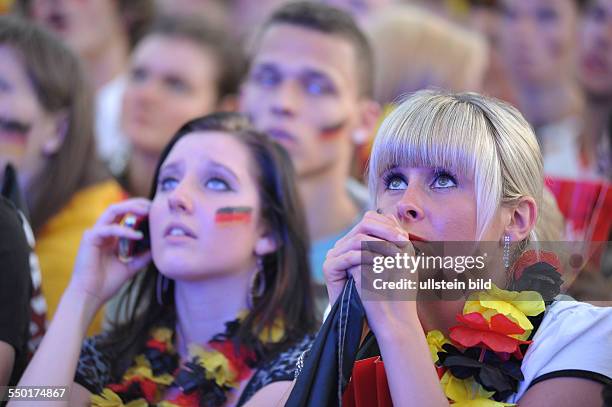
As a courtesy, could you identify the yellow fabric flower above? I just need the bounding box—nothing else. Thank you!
[452,400,515,407]
[91,389,147,407]
[190,344,237,387]
[426,330,450,363]
[440,371,495,402]
[464,284,545,338]
[152,327,174,351]
[123,355,174,386]
[258,318,285,344]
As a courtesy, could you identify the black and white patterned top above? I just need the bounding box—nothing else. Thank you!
[74,333,314,406]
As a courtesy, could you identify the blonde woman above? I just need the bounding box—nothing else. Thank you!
[321,90,611,406]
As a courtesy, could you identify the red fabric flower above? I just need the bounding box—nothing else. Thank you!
[209,341,254,381]
[108,377,157,402]
[169,390,200,406]
[511,250,561,280]
[449,313,531,354]
[435,365,447,380]
[146,338,168,353]
[139,378,158,402]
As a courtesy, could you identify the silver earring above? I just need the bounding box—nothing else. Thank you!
[503,235,511,270]
[156,274,169,305]
[248,257,266,308]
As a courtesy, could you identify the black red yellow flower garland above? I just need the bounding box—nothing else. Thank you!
[425,251,563,406]
[91,313,285,407]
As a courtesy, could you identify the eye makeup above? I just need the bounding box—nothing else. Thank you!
[214,206,253,225]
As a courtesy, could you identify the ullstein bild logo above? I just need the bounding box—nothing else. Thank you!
[360,240,611,302]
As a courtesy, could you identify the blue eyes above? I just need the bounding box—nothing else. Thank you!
[383,171,457,191]
[386,175,407,190]
[130,67,147,83]
[158,176,231,192]
[250,68,336,95]
[536,7,558,23]
[205,178,230,191]
[159,177,178,192]
[431,174,456,189]
[502,7,559,23]
[252,69,280,87]
[129,68,190,94]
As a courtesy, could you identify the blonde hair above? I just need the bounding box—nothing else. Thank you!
[368,90,543,241]
[366,5,488,105]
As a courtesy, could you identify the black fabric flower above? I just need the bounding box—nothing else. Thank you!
[511,261,563,302]
[438,344,523,401]
[200,384,227,407]
[144,347,178,376]
[174,360,209,394]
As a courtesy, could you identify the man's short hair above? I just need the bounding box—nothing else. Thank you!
[256,1,374,98]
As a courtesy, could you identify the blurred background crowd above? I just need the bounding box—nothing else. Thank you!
[0,0,610,387]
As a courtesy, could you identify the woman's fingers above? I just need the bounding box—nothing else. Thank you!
[342,211,411,247]
[324,249,378,278]
[329,234,405,259]
[85,224,145,246]
[94,199,151,227]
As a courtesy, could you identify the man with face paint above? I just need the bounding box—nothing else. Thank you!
[239,2,380,287]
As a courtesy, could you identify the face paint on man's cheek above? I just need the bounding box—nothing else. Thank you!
[215,206,253,226]
[318,118,350,141]
[0,116,31,146]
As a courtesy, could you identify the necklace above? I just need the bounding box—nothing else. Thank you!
[91,312,285,407]
[425,250,563,406]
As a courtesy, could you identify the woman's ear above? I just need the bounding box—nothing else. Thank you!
[505,196,538,242]
[42,111,68,156]
[255,234,279,256]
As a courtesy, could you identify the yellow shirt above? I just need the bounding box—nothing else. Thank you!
[36,180,126,335]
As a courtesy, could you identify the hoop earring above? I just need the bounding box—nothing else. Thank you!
[156,274,169,305]
[248,257,266,308]
[503,235,511,270]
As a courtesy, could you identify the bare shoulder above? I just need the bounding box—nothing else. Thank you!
[517,377,604,407]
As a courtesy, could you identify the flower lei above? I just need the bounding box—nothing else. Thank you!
[425,250,563,407]
[91,312,285,407]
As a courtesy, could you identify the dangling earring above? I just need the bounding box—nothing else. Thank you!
[156,274,169,305]
[503,235,511,270]
[248,257,266,308]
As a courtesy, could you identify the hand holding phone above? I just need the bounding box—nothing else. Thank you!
[117,214,150,262]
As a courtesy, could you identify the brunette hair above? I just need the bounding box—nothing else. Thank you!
[0,16,108,232]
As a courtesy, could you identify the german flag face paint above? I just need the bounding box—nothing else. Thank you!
[318,118,349,141]
[215,206,253,225]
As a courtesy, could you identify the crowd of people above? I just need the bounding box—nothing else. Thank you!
[0,0,610,406]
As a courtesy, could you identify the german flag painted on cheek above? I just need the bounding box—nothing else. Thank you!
[215,206,253,225]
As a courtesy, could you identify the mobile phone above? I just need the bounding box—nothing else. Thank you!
[117,214,150,262]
